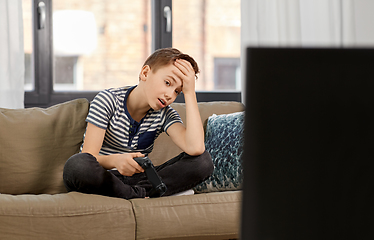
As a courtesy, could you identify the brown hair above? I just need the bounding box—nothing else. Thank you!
[142,48,200,79]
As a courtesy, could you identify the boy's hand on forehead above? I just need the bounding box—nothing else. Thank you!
[173,59,196,95]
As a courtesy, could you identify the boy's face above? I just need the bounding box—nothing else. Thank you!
[141,63,183,110]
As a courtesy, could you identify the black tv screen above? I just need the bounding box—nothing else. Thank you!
[241,47,374,240]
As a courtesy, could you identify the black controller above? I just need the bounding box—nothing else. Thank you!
[133,156,167,198]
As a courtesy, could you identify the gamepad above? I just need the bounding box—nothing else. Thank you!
[133,156,167,198]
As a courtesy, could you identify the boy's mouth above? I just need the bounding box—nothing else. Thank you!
[158,98,166,107]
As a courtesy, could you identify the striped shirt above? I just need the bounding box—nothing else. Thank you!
[85,86,182,155]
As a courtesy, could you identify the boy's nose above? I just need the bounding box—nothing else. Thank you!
[165,90,173,100]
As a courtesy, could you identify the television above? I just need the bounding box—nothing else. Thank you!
[241,47,374,240]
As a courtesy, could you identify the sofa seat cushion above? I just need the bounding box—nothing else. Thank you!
[0,98,89,194]
[0,192,136,240]
[130,191,242,240]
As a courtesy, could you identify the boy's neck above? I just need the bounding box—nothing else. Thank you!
[127,85,150,122]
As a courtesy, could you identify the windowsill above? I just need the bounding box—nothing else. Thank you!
[25,90,242,108]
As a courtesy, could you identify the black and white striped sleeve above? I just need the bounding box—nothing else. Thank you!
[162,106,183,133]
[86,90,116,129]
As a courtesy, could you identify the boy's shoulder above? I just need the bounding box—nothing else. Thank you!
[103,86,133,97]
[96,86,134,104]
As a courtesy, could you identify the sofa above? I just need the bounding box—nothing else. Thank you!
[0,98,244,240]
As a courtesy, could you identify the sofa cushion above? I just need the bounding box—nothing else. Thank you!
[194,111,244,193]
[130,191,241,240]
[0,192,136,240]
[0,99,89,194]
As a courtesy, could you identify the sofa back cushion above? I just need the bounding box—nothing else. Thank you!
[0,99,89,195]
[148,101,245,166]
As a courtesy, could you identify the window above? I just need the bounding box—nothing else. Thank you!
[54,56,78,90]
[172,0,241,91]
[23,0,241,108]
[52,1,152,91]
[214,58,241,90]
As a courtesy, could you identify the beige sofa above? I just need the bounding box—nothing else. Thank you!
[0,98,244,240]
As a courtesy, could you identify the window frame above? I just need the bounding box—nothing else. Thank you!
[25,0,241,108]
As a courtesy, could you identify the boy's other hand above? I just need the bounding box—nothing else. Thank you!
[114,152,145,176]
[173,59,196,95]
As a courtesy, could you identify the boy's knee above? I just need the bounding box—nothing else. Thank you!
[64,153,95,171]
[63,153,98,188]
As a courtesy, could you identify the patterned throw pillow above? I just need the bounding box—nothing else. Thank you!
[194,111,244,193]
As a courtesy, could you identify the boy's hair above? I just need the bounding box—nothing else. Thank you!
[142,48,200,79]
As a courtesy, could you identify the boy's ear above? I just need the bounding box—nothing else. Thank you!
[139,65,151,81]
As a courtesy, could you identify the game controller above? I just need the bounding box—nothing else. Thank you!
[133,156,167,198]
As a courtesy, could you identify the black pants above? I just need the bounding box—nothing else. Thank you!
[63,151,214,199]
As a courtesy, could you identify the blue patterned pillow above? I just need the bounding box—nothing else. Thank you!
[194,111,244,193]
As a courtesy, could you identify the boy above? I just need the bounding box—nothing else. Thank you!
[63,48,214,199]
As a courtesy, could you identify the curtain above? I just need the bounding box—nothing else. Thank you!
[241,0,356,103]
[0,0,24,109]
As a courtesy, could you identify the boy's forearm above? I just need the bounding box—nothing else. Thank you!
[83,152,116,170]
[82,148,119,170]
[183,92,205,155]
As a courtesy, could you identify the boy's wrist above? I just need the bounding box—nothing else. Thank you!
[182,90,196,99]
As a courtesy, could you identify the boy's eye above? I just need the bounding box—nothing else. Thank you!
[175,90,180,95]
[165,80,171,86]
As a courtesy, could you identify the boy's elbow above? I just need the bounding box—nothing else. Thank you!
[186,145,205,156]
